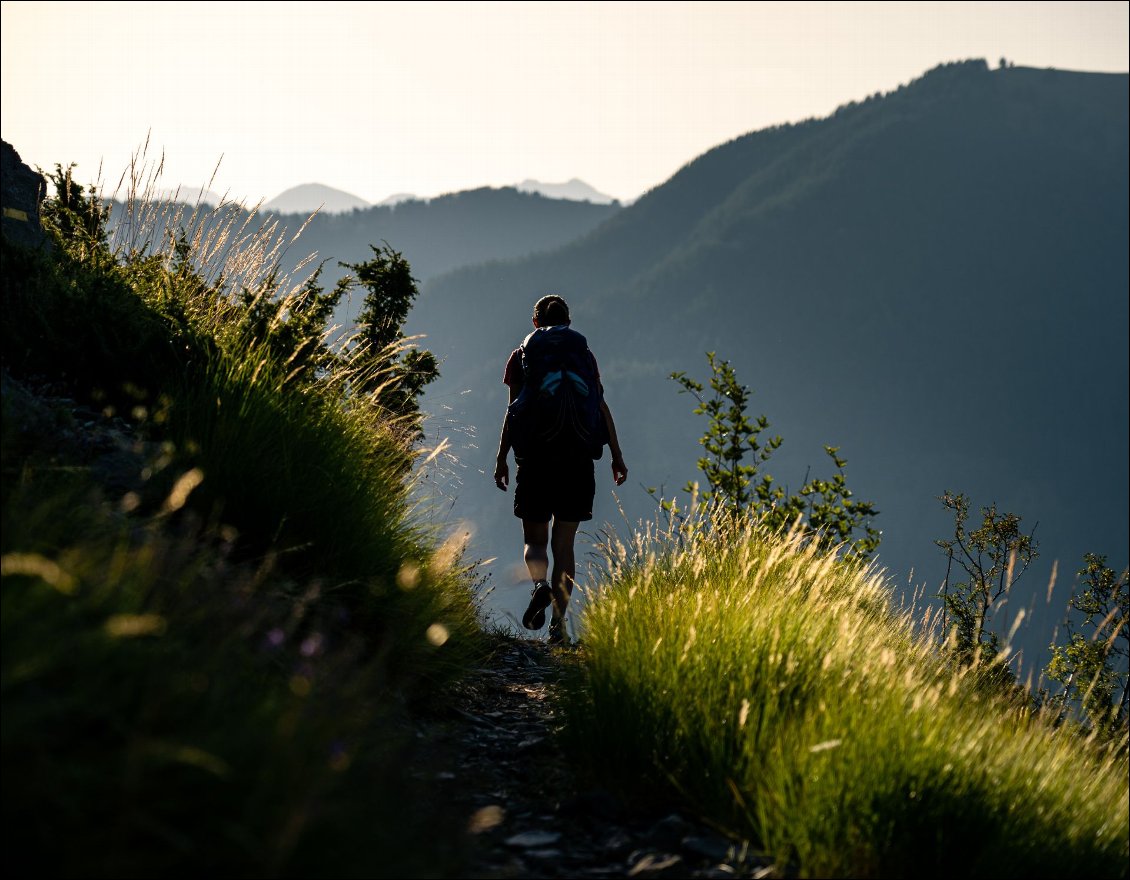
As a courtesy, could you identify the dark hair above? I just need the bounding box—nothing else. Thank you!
[534,294,570,326]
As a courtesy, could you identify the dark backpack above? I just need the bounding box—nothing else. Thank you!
[507,325,607,460]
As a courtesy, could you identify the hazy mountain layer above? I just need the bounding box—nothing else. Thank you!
[264,182,371,214]
[108,186,620,326]
[516,178,618,204]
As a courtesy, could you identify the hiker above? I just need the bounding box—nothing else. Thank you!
[493,294,628,644]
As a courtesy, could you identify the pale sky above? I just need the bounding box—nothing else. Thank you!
[2,1,1127,205]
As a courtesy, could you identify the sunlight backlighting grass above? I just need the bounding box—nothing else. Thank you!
[1,159,485,876]
[564,510,1129,878]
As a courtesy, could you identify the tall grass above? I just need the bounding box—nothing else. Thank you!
[2,159,485,875]
[1,442,466,877]
[564,509,1129,878]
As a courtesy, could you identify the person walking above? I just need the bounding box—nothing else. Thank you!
[493,295,628,644]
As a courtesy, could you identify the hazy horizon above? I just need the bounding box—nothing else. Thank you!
[2,1,1127,205]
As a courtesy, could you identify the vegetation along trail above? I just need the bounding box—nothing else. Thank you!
[423,635,777,879]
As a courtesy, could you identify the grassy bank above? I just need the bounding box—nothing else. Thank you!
[563,512,1129,878]
[2,175,484,876]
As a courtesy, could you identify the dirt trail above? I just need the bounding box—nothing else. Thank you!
[424,636,778,879]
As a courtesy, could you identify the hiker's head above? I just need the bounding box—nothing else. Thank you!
[533,294,570,328]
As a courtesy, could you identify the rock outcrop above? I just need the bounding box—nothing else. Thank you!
[1,139,49,250]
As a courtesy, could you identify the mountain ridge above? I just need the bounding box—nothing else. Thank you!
[257,178,618,215]
[516,178,617,204]
[415,60,1129,665]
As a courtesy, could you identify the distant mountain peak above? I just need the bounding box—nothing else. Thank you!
[265,183,370,215]
[151,186,224,207]
[378,192,417,206]
[515,178,617,204]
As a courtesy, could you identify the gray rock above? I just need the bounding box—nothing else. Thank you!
[504,830,563,848]
[681,834,734,863]
[647,813,694,849]
[602,829,634,857]
[1,140,49,251]
[526,848,564,859]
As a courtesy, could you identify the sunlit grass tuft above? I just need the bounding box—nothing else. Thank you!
[564,508,1129,878]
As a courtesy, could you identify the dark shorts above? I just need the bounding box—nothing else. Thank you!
[514,455,596,523]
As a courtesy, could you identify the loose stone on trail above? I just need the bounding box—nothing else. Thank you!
[505,830,563,849]
[468,805,506,834]
[418,635,776,878]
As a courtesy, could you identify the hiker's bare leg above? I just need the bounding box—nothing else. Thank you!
[522,520,550,583]
[550,519,580,619]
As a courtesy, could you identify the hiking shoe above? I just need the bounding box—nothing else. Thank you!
[522,580,552,630]
[548,618,568,646]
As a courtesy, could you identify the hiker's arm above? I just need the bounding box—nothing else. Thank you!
[494,384,520,491]
[601,399,628,486]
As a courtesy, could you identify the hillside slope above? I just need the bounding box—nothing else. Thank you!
[416,60,1129,662]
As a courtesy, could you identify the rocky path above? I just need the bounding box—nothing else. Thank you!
[424,636,780,879]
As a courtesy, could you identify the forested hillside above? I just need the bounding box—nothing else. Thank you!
[416,60,1129,669]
